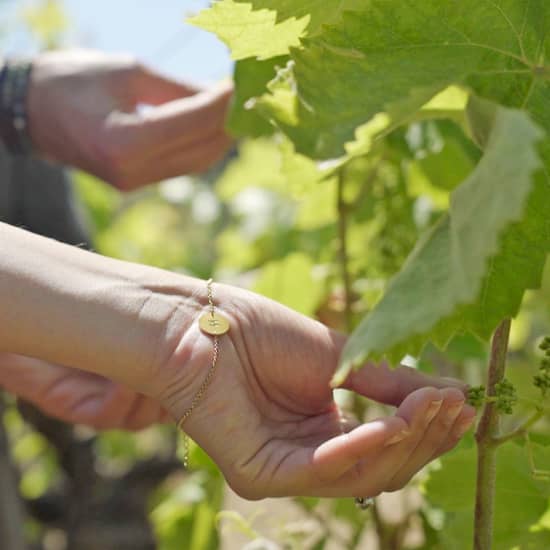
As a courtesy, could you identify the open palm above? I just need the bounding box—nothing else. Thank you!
[162,286,476,499]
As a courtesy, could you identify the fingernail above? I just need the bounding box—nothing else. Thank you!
[441,377,465,388]
[384,429,410,447]
[426,400,443,423]
[443,401,464,426]
[455,417,476,438]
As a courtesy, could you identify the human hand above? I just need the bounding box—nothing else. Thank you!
[157,285,476,499]
[27,50,233,190]
[0,353,170,430]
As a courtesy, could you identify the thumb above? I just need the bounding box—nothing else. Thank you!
[325,330,467,406]
[343,360,468,407]
[131,65,202,106]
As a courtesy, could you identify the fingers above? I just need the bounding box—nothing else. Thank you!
[383,387,469,491]
[0,353,165,430]
[124,395,165,430]
[0,355,112,424]
[103,388,164,431]
[325,329,467,407]
[341,360,467,407]
[131,65,202,105]
[299,387,471,498]
[0,353,103,408]
[112,130,232,189]
[67,382,163,431]
[433,405,477,457]
[73,383,135,430]
[116,82,233,151]
[343,387,447,496]
[310,416,409,483]
[98,83,233,189]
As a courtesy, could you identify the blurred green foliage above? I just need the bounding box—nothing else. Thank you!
[21,0,68,49]
[4,1,550,549]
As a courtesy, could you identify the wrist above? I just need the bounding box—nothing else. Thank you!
[154,281,246,427]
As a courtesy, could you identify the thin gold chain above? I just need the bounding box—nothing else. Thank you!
[177,279,226,468]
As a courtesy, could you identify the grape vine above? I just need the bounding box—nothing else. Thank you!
[190,1,550,548]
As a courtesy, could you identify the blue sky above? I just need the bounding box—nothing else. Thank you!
[1,0,233,83]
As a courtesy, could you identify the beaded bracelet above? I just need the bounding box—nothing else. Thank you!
[0,59,34,155]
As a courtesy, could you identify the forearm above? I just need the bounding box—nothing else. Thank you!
[0,222,203,393]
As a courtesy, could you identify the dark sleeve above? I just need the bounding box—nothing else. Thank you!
[0,145,91,247]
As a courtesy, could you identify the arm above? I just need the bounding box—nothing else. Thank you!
[0,221,199,395]
[2,50,232,189]
[0,222,476,499]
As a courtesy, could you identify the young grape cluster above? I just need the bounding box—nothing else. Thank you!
[467,379,517,414]
[467,385,486,408]
[493,378,517,415]
[534,336,550,397]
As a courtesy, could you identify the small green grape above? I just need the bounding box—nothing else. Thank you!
[539,336,550,353]
[534,340,550,398]
[534,372,550,397]
[494,378,517,415]
[467,385,486,408]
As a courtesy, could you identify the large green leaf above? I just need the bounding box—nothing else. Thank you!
[424,442,550,549]
[188,0,308,60]
[335,104,547,383]
[190,0,364,61]
[192,0,365,139]
[228,56,288,137]
[256,0,550,159]
[233,0,348,37]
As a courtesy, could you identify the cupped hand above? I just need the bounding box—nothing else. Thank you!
[27,50,233,190]
[159,285,476,499]
[0,353,170,430]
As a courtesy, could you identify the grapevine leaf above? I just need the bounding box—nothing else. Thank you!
[335,105,546,384]
[232,0,353,37]
[430,172,550,346]
[187,0,308,60]
[424,443,550,548]
[257,0,550,159]
[228,56,288,137]
[190,0,365,61]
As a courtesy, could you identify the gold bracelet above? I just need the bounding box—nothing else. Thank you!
[176,278,230,468]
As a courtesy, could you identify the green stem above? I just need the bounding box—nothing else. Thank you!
[473,319,511,550]
[336,170,353,334]
[492,407,544,445]
[370,501,392,550]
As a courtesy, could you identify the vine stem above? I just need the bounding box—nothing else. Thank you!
[492,407,544,445]
[337,169,353,333]
[473,318,511,550]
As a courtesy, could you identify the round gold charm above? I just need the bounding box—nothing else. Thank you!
[199,312,230,335]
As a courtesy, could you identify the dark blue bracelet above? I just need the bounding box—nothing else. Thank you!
[0,59,34,155]
[0,63,8,91]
